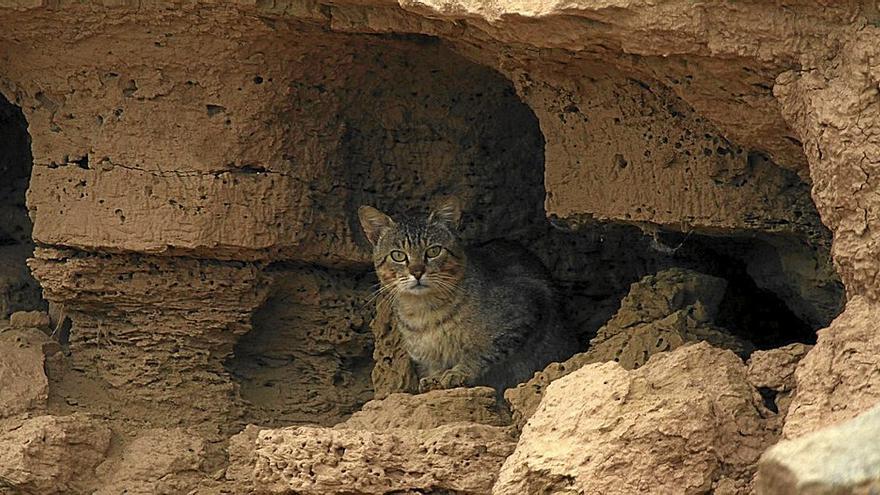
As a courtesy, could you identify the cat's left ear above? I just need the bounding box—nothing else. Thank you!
[429,196,462,229]
[358,206,395,245]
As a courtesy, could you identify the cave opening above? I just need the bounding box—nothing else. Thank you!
[226,32,843,427]
[0,91,43,319]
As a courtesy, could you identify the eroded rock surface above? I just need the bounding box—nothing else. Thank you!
[784,297,880,439]
[95,428,208,495]
[748,343,812,425]
[506,268,752,426]
[496,343,775,495]
[0,327,50,418]
[228,424,515,495]
[0,414,111,495]
[757,402,880,495]
[341,386,509,430]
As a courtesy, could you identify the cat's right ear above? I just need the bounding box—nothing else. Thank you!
[358,206,395,245]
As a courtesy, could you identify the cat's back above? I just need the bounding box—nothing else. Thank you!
[467,239,552,289]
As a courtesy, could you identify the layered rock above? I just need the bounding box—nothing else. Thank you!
[495,343,776,495]
[747,343,812,426]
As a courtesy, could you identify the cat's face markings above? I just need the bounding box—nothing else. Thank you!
[359,200,466,298]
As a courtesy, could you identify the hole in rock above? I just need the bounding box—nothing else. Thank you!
[226,32,843,426]
[0,92,44,319]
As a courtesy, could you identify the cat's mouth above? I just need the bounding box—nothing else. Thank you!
[404,279,431,293]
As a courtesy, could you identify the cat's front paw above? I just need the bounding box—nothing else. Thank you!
[418,368,469,393]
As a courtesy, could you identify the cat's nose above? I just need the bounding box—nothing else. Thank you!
[410,264,426,280]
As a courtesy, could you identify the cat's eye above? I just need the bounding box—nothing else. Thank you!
[389,250,408,262]
[425,245,442,258]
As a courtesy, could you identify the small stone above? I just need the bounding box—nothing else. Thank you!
[10,310,51,329]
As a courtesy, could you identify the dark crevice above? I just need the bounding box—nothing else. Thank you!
[0,91,45,318]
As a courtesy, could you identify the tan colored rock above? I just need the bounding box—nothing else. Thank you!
[775,30,880,304]
[340,386,509,430]
[748,343,812,424]
[0,414,111,495]
[495,343,775,495]
[748,343,812,391]
[95,428,208,495]
[9,310,49,328]
[28,247,270,430]
[0,327,49,418]
[784,297,880,439]
[506,268,751,427]
[228,423,516,495]
[228,266,375,427]
[757,402,880,495]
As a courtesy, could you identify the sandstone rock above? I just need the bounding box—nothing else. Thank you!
[784,297,880,439]
[95,428,208,495]
[506,268,752,427]
[757,402,880,495]
[228,266,375,427]
[9,310,49,329]
[0,414,111,495]
[228,423,516,495]
[340,387,509,430]
[747,343,812,423]
[0,327,49,418]
[495,343,774,495]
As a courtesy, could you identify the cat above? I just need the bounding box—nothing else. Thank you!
[358,197,575,394]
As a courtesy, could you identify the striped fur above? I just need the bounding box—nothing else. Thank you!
[358,199,575,394]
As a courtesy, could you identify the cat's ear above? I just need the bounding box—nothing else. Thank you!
[429,196,462,229]
[358,206,395,245]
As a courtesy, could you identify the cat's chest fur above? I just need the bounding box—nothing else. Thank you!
[395,297,480,373]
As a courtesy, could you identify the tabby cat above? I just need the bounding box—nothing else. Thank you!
[358,198,574,394]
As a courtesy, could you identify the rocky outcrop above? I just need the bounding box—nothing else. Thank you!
[0,414,111,495]
[747,343,812,426]
[94,428,208,495]
[496,343,776,495]
[341,386,509,430]
[227,388,516,494]
[506,268,752,426]
[756,402,880,495]
[783,297,880,439]
[0,325,56,419]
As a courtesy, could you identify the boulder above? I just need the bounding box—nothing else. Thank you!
[0,327,50,418]
[757,402,880,494]
[495,343,775,495]
[95,428,208,495]
[784,297,880,439]
[0,414,111,495]
[506,268,753,427]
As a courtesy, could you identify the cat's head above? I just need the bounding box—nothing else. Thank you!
[358,197,466,298]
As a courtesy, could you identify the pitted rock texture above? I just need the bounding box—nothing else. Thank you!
[94,428,209,495]
[784,297,880,439]
[228,423,516,495]
[0,414,111,495]
[505,268,752,427]
[0,327,50,419]
[28,247,270,429]
[757,402,880,495]
[227,265,375,427]
[495,343,775,495]
[340,387,509,430]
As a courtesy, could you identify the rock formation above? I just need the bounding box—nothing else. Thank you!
[0,1,878,493]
